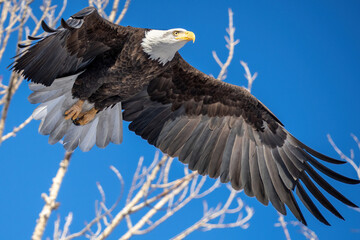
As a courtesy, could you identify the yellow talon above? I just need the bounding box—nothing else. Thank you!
[73,108,98,125]
[64,100,84,120]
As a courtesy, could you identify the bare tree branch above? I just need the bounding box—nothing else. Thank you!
[32,151,73,240]
[64,166,125,240]
[172,188,254,240]
[1,114,32,142]
[327,134,360,179]
[240,60,257,92]
[107,0,120,22]
[96,155,169,239]
[0,0,54,143]
[275,212,291,240]
[213,8,239,81]
[351,133,360,151]
[53,0,68,24]
[115,0,131,24]
[119,172,197,240]
[275,213,319,240]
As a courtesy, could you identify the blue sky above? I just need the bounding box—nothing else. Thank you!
[1,0,360,239]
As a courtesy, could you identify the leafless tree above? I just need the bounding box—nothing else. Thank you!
[0,2,68,239]
[46,7,255,240]
[0,1,256,239]
[4,1,353,240]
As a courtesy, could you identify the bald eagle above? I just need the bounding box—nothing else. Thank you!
[11,7,359,225]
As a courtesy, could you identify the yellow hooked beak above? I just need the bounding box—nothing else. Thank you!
[176,31,196,43]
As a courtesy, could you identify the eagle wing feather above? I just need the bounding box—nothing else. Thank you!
[122,54,359,225]
[11,7,129,86]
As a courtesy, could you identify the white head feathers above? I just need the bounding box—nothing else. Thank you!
[141,28,194,65]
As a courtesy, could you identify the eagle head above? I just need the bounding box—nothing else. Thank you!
[141,28,195,65]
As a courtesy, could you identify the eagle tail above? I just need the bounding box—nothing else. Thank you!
[29,73,123,151]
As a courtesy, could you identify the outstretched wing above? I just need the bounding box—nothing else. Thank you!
[10,7,131,151]
[122,54,359,225]
[11,7,130,86]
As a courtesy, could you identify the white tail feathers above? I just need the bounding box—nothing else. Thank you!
[29,73,123,152]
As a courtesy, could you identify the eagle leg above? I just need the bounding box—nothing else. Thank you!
[64,100,85,120]
[73,107,98,126]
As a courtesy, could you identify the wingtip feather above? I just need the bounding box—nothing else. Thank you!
[41,20,56,33]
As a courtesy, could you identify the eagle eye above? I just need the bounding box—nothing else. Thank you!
[173,31,180,36]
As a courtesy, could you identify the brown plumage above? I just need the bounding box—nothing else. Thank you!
[11,7,359,226]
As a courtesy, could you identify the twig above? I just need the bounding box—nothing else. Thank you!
[351,133,360,151]
[32,151,73,240]
[119,173,197,240]
[0,0,32,141]
[96,155,169,240]
[133,175,214,235]
[0,1,23,62]
[275,214,319,240]
[61,212,73,240]
[289,221,318,240]
[1,115,33,142]
[65,165,125,240]
[131,173,196,214]
[327,134,360,179]
[108,0,120,22]
[171,189,253,240]
[0,1,11,43]
[115,0,131,24]
[163,156,174,184]
[0,0,51,143]
[53,0,67,24]
[240,60,257,93]
[275,212,291,240]
[213,8,239,81]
